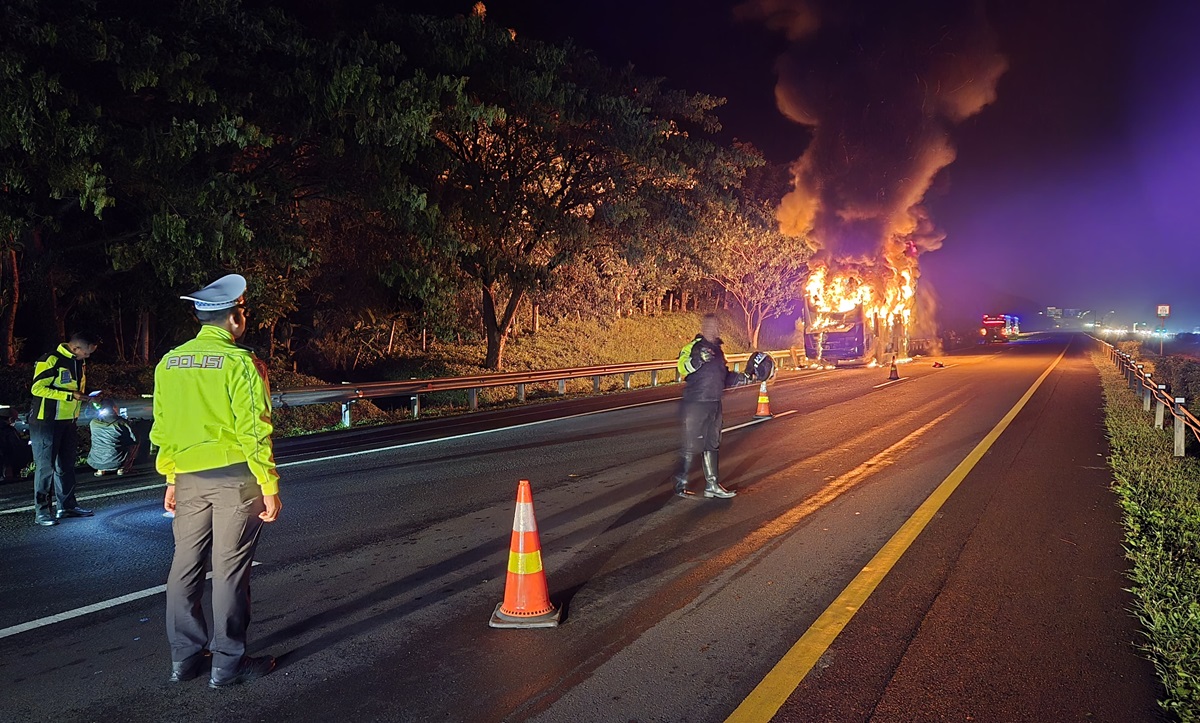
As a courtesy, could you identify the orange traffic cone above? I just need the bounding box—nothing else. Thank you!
[888,357,900,380]
[489,479,561,628]
[754,381,773,419]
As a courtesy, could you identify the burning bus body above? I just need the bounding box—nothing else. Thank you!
[799,265,913,367]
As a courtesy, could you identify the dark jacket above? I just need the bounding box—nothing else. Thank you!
[677,335,745,402]
[88,418,138,470]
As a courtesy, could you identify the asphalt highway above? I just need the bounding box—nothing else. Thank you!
[0,334,1160,722]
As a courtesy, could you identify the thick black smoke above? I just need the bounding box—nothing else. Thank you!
[737,0,1007,269]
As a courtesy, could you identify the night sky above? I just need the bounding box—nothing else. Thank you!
[387,0,1200,332]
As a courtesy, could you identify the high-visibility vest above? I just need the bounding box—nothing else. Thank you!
[677,335,704,378]
[149,325,279,494]
[31,343,86,421]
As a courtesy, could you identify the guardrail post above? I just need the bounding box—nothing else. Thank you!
[517,383,526,402]
[651,369,659,387]
[557,379,566,396]
[341,401,352,428]
[1175,398,1187,457]
[733,362,741,373]
[1155,386,1167,428]
[790,348,799,369]
[674,368,681,383]
[468,388,478,411]
[1133,364,1143,391]
[593,375,601,394]
[623,373,632,390]
[1143,373,1153,412]
[411,394,420,419]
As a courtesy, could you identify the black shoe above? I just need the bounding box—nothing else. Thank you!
[673,477,697,499]
[56,507,94,519]
[169,651,210,683]
[209,655,275,688]
[35,516,58,526]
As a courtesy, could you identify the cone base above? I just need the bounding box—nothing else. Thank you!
[489,602,561,628]
[754,413,774,419]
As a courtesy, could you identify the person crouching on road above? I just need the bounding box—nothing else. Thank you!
[87,400,140,477]
[30,331,100,525]
[151,273,282,688]
[673,314,753,499]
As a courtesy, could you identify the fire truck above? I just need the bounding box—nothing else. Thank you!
[980,314,1019,343]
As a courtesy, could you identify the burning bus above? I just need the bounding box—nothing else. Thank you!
[802,302,876,366]
[800,266,912,366]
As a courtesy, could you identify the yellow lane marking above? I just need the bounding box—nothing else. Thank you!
[726,345,1069,723]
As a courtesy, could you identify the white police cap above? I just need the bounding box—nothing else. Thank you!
[180,273,247,311]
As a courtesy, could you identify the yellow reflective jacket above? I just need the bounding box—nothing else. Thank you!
[31,343,87,421]
[149,325,279,494]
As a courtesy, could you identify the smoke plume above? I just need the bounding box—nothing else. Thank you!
[737,0,1007,332]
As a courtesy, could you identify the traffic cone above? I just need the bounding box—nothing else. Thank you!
[888,357,900,380]
[489,479,560,628]
[753,381,773,419]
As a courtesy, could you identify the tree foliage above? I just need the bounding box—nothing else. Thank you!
[702,201,813,348]
[0,0,780,377]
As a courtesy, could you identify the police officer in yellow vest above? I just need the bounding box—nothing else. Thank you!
[151,273,281,688]
[30,331,100,525]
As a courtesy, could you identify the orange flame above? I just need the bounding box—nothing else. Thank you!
[805,261,916,335]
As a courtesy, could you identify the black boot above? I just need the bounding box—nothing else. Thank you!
[674,454,698,498]
[702,450,735,499]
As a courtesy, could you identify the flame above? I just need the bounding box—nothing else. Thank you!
[804,260,917,336]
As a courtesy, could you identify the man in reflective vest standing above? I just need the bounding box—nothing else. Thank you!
[151,273,282,688]
[30,331,100,525]
[674,315,752,499]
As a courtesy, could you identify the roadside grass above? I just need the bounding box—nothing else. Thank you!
[1096,351,1200,721]
[345,310,772,422]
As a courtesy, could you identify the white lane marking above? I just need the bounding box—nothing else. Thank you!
[0,484,164,516]
[0,397,685,514]
[1,387,806,635]
[873,378,911,389]
[1,375,815,513]
[724,409,798,433]
[0,563,261,640]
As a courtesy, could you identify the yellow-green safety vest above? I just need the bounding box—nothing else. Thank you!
[31,343,87,421]
[149,325,279,494]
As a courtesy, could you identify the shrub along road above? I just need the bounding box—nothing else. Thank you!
[0,334,1161,721]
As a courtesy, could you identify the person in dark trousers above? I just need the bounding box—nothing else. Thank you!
[30,331,100,525]
[674,314,753,499]
[152,273,281,689]
[0,409,33,482]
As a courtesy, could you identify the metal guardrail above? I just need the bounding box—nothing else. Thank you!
[104,348,801,426]
[1098,338,1200,456]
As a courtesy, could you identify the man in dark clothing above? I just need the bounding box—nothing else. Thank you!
[30,331,100,525]
[674,315,752,499]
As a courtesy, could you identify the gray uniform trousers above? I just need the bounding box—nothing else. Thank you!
[166,463,265,669]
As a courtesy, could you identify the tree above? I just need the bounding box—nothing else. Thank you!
[703,201,813,348]
[396,12,746,369]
